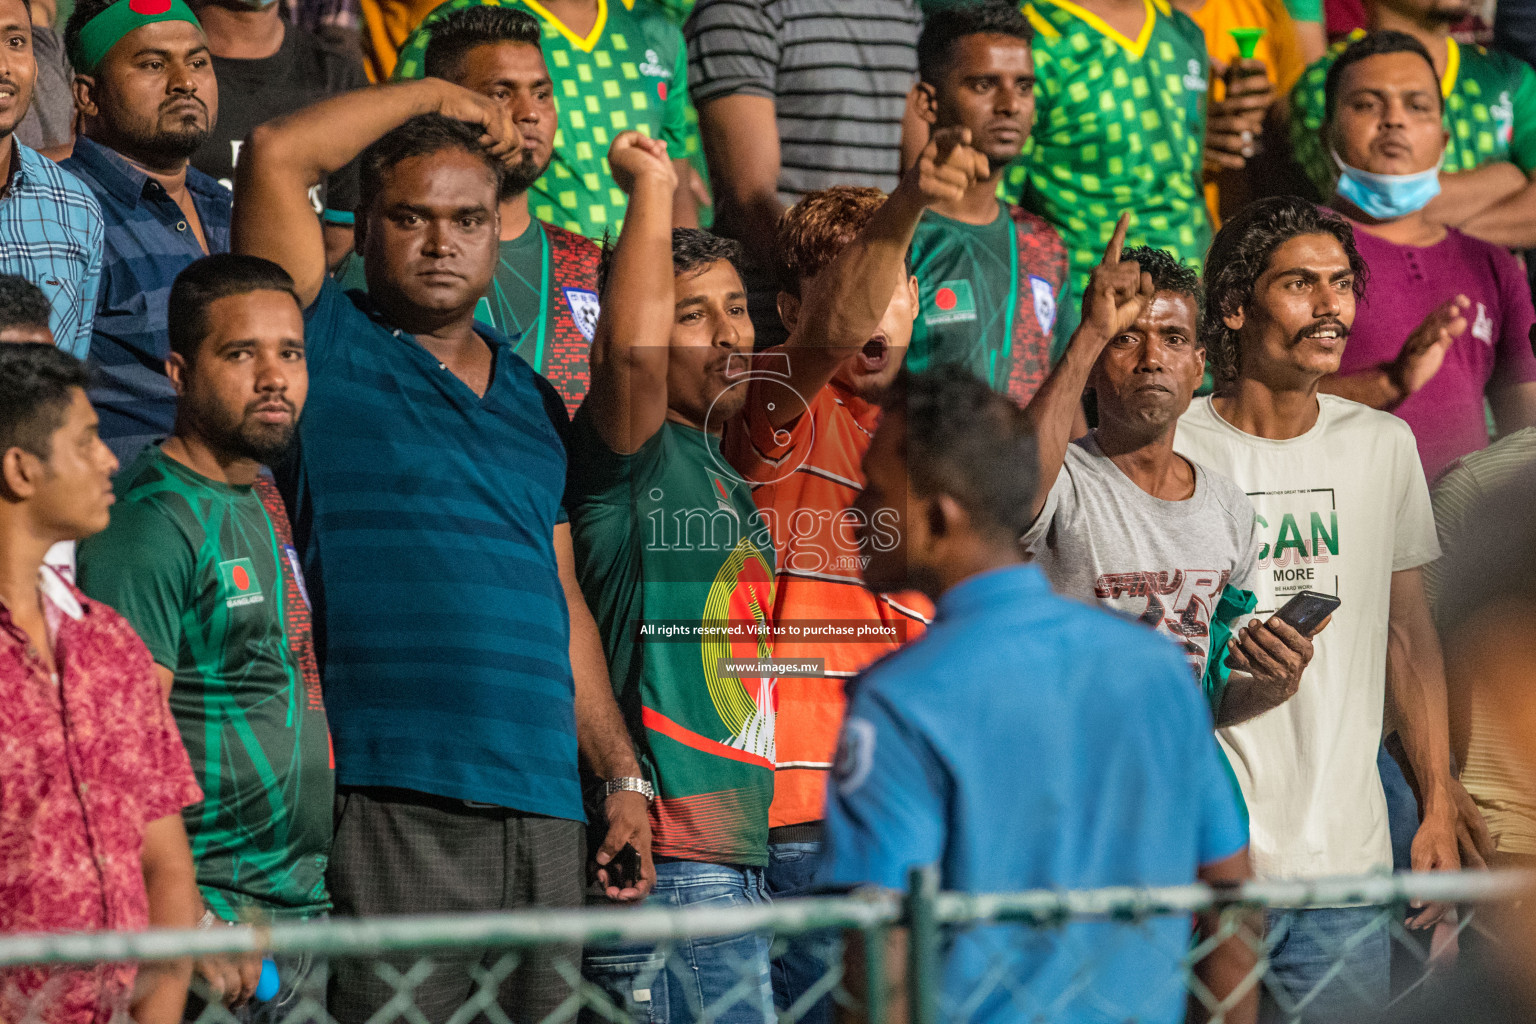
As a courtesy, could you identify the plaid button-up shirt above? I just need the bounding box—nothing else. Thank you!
[0,140,102,358]
[62,137,231,465]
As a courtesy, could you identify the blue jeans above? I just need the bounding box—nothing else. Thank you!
[581,861,774,1024]
[1261,906,1390,1023]
[764,841,840,1024]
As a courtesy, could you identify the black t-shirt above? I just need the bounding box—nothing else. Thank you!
[192,25,368,217]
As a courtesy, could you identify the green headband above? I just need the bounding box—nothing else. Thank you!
[69,0,203,75]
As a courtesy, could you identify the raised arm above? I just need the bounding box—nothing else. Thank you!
[232,79,518,307]
[585,133,681,455]
[697,94,785,268]
[1318,296,1468,410]
[766,128,986,428]
[1021,214,1152,520]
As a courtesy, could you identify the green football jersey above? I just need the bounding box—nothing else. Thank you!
[77,448,332,920]
[394,0,691,240]
[567,413,776,867]
[1007,0,1211,349]
[1290,32,1536,199]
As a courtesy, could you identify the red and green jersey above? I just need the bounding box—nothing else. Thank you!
[77,448,332,920]
[567,412,776,866]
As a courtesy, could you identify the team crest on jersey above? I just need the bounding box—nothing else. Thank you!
[927,279,977,324]
[834,718,877,795]
[1182,58,1206,92]
[218,557,264,608]
[1030,275,1057,335]
[564,288,600,342]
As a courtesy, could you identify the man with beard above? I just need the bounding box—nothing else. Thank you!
[1023,238,1315,725]
[566,132,777,1024]
[0,0,103,360]
[63,0,227,466]
[77,253,330,1016]
[1176,195,1490,1022]
[232,80,651,1024]
[335,5,600,412]
[1290,0,1536,247]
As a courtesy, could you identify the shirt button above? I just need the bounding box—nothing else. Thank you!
[176,221,188,232]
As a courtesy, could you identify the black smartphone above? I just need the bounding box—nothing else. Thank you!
[1274,590,1341,636]
[606,843,641,890]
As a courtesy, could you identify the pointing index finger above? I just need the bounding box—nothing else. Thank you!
[1102,213,1130,266]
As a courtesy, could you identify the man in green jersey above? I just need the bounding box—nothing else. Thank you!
[393,0,699,240]
[908,2,1069,395]
[77,254,331,1017]
[335,5,602,412]
[1289,0,1536,248]
[566,131,776,1023]
[1011,0,1212,354]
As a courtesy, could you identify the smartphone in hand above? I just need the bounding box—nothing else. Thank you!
[1273,590,1341,636]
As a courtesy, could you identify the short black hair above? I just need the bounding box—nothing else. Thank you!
[917,0,1033,85]
[1324,30,1443,122]
[65,0,116,77]
[1121,245,1204,339]
[0,343,90,462]
[422,6,542,81]
[0,274,53,334]
[357,114,504,220]
[1202,197,1367,385]
[597,228,745,297]
[168,254,299,363]
[881,366,1040,540]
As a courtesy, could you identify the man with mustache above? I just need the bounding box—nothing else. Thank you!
[336,5,601,413]
[1176,195,1490,1022]
[62,0,228,466]
[566,131,777,1024]
[1315,31,1536,482]
[1023,233,1315,725]
[232,79,650,1024]
[77,253,328,1016]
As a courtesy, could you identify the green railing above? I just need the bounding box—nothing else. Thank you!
[0,869,1529,1024]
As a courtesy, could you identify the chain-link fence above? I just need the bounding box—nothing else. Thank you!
[0,870,1529,1024]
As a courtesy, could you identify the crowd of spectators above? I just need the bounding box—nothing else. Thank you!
[2,0,1535,1023]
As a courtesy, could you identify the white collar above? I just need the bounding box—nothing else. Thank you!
[38,562,83,622]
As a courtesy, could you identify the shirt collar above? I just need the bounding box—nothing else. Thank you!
[68,135,229,209]
[933,563,1048,624]
[38,563,83,622]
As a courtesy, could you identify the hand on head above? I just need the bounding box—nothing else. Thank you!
[433,79,524,168]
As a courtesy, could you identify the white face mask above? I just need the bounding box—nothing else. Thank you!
[1330,148,1442,219]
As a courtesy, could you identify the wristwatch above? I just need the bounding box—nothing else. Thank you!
[605,776,655,801]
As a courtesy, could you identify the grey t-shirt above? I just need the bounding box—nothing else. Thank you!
[1022,432,1262,678]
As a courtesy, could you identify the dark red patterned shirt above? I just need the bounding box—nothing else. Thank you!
[0,567,202,1024]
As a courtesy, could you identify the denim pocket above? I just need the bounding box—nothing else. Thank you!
[582,950,670,1024]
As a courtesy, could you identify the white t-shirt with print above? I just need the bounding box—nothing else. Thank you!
[1175,394,1440,880]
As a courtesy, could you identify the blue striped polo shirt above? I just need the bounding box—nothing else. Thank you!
[62,137,232,465]
[275,280,582,821]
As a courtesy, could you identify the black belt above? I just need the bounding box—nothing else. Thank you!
[768,822,824,844]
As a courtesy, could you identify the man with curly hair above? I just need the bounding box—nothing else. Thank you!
[1176,195,1491,1022]
[1022,231,1315,727]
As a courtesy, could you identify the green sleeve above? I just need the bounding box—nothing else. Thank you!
[1288,56,1336,199]
[1280,0,1321,24]
[1507,59,1536,172]
[76,500,195,670]
[662,25,690,152]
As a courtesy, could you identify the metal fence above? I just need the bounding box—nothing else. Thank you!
[0,870,1529,1024]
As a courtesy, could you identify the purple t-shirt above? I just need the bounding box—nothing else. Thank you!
[1341,227,1536,481]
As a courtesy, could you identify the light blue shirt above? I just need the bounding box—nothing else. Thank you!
[0,140,102,357]
[821,564,1247,1024]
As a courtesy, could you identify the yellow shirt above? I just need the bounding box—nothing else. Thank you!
[358,0,443,81]
[1185,0,1305,223]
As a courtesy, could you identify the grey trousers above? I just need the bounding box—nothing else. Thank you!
[326,786,585,1024]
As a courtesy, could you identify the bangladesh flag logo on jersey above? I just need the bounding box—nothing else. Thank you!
[218,557,264,609]
[927,280,977,325]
